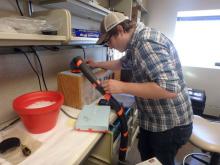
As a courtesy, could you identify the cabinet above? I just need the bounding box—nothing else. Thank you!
[34,0,142,45]
[39,0,136,19]
[110,0,133,19]
[0,0,147,46]
[132,0,148,23]
[38,0,110,21]
[34,0,111,45]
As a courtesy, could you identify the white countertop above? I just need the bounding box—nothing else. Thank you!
[1,105,117,165]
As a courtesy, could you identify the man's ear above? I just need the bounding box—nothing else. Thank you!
[116,25,124,34]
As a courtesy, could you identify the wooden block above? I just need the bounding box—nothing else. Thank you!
[57,69,113,109]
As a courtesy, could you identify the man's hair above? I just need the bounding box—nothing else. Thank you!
[108,20,136,37]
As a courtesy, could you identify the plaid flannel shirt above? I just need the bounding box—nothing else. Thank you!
[120,22,193,132]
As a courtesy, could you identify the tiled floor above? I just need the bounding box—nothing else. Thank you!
[125,138,141,165]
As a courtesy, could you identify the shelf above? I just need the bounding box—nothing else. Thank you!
[0,33,67,46]
[0,35,99,47]
[39,0,111,21]
[0,9,72,46]
[69,36,98,45]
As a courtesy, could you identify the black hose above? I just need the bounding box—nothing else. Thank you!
[73,56,128,162]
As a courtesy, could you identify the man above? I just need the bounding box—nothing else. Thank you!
[90,12,193,165]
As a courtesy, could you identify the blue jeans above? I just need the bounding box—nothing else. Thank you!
[138,123,192,165]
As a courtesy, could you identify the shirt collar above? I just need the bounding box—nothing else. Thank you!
[127,22,146,49]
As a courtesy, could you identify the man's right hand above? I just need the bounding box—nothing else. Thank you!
[86,59,97,68]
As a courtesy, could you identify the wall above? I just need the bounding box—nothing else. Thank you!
[0,1,107,125]
[145,0,220,116]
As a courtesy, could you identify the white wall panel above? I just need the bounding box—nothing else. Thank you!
[145,0,220,116]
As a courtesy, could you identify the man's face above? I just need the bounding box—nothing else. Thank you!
[105,25,128,52]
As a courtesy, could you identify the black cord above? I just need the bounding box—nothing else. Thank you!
[15,48,42,91]
[41,46,60,51]
[82,47,86,60]
[30,47,48,91]
[0,118,20,131]
[61,108,77,119]
[109,0,111,11]
[15,0,24,16]
[29,0,33,15]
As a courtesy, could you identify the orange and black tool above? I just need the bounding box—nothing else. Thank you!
[70,58,81,73]
[73,56,128,162]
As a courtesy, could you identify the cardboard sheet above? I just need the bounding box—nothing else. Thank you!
[75,105,110,132]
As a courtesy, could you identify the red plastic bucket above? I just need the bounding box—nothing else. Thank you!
[13,91,64,134]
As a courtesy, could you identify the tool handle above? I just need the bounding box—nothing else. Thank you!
[73,56,105,95]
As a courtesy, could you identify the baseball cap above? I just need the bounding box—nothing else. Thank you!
[97,12,129,45]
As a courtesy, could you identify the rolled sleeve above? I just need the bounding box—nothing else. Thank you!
[141,42,182,93]
[156,73,181,93]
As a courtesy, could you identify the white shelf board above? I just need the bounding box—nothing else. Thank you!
[69,36,98,45]
[0,33,66,46]
[0,32,66,40]
[41,0,111,21]
[0,35,99,46]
